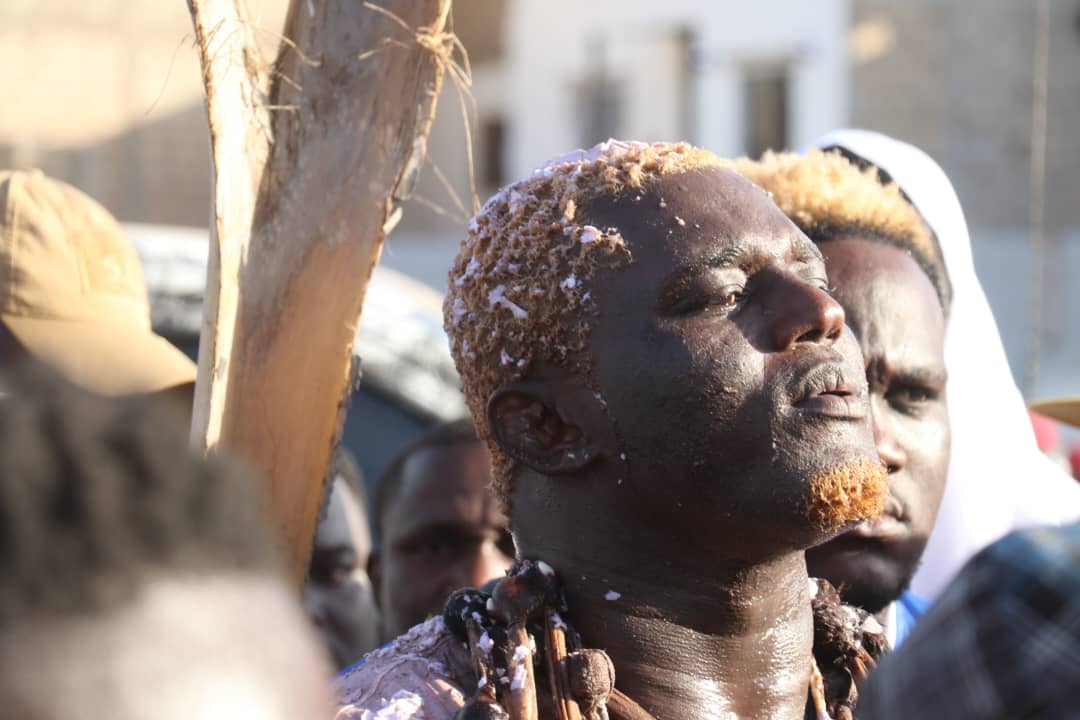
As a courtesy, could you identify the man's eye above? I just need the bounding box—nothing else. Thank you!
[412,541,455,558]
[705,286,745,310]
[888,385,938,411]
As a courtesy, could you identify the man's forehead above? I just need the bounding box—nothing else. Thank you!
[389,444,498,523]
[583,167,818,268]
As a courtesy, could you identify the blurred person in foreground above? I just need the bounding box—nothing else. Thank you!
[856,520,1080,718]
[807,131,1080,601]
[338,141,890,719]
[736,149,951,646]
[368,419,514,644]
[0,170,195,413]
[305,447,382,668]
[0,370,332,719]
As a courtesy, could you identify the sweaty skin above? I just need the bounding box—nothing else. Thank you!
[505,168,884,720]
[807,238,950,615]
[371,442,514,640]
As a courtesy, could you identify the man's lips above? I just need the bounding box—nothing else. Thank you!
[791,364,868,420]
[847,495,907,540]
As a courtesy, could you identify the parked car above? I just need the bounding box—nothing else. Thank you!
[126,223,468,499]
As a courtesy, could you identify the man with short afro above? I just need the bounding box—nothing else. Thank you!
[0,368,334,719]
[339,139,893,719]
[735,148,952,647]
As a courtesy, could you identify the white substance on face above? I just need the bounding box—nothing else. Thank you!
[489,284,529,319]
[510,664,528,691]
[477,632,494,655]
[579,226,601,244]
[604,590,621,602]
[361,689,425,719]
[512,645,530,663]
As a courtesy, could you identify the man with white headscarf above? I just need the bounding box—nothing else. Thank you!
[809,129,1080,600]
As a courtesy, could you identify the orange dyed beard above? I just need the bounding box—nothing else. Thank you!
[804,456,889,534]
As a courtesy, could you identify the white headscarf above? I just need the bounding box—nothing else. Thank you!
[808,129,1080,599]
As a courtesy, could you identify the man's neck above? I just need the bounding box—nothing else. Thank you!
[519,541,814,720]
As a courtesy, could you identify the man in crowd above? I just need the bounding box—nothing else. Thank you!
[338,140,888,719]
[369,419,514,642]
[305,448,382,668]
[0,370,332,719]
[736,149,951,645]
[0,170,195,409]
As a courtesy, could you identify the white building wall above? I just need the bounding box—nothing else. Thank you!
[504,0,850,174]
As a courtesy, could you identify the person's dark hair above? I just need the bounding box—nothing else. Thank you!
[372,418,480,542]
[0,367,280,626]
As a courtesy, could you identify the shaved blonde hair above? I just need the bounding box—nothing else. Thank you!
[733,149,950,309]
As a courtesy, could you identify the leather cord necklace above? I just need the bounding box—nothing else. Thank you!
[444,561,885,720]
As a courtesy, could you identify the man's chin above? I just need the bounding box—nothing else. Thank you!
[806,536,927,615]
[802,455,889,538]
[807,551,908,615]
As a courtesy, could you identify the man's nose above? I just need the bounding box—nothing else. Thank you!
[871,399,907,473]
[768,275,845,351]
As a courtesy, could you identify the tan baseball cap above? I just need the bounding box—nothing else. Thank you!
[0,170,196,396]
[1029,397,1080,429]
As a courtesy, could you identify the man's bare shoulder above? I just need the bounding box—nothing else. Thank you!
[334,616,475,719]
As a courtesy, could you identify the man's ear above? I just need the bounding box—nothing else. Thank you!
[367,550,383,611]
[486,383,598,476]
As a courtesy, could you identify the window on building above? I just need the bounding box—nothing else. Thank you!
[577,74,623,148]
[743,64,789,157]
[480,117,505,189]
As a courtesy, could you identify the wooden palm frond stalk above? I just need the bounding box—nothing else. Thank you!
[187,0,453,585]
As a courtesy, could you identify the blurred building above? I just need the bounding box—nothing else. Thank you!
[849,0,1080,401]
[1,0,1077,400]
